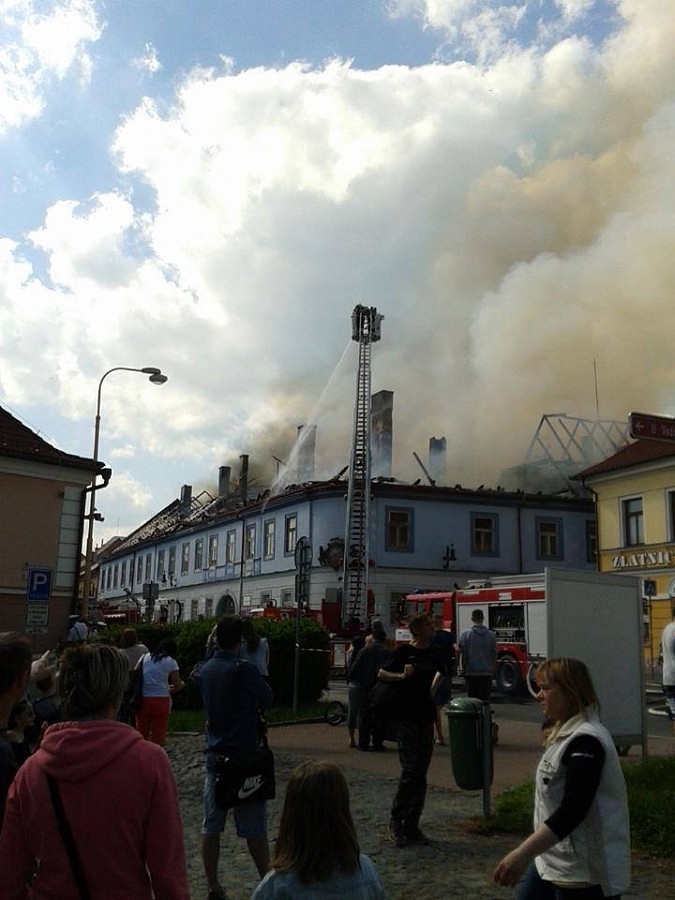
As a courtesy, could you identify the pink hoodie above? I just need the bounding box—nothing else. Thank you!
[0,719,190,899]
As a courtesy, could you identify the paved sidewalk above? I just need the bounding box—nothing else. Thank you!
[168,713,675,900]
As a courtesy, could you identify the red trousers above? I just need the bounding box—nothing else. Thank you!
[135,696,171,747]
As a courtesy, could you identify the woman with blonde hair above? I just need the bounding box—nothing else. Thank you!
[494,657,630,899]
[251,761,385,899]
[0,643,189,899]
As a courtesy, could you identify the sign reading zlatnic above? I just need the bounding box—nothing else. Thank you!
[612,549,675,569]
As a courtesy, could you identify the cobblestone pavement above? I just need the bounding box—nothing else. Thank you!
[166,719,675,900]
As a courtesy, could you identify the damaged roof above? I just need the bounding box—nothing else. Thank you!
[0,404,100,473]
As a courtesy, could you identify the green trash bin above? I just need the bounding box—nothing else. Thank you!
[446,696,492,791]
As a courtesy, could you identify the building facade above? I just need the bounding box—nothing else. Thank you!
[0,406,100,651]
[97,476,596,634]
[578,439,675,670]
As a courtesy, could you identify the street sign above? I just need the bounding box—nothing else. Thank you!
[628,411,675,443]
[26,567,53,602]
[25,603,49,628]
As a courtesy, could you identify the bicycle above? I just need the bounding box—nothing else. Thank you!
[324,699,347,726]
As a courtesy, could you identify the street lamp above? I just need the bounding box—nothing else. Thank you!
[81,366,168,617]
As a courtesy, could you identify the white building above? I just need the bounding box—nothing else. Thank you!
[96,471,597,634]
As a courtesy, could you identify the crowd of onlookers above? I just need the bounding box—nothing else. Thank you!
[0,610,635,899]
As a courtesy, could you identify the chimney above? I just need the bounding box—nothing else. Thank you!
[296,424,317,482]
[429,437,447,484]
[371,390,393,478]
[180,484,192,516]
[218,466,231,499]
[240,454,249,504]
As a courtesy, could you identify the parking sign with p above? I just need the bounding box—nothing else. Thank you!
[26,567,53,602]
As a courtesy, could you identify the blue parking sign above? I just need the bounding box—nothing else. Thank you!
[26,568,52,602]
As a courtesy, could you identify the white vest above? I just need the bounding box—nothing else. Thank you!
[533,712,630,896]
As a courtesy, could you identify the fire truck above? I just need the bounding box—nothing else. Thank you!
[402,570,623,695]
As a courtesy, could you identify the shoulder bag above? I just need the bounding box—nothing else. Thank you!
[212,662,275,808]
[368,677,402,719]
[128,654,146,713]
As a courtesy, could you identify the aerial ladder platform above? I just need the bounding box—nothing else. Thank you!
[341,305,383,628]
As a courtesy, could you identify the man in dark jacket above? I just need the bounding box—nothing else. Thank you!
[199,616,273,900]
[349,627,392,751]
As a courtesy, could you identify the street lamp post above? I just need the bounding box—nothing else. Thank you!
[81,366,168,618]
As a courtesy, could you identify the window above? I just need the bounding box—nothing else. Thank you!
[623,497,644,546]
[194,538,204,571]
[106,567,112,590]
[245,524,256,560]
[586,520,597,564]
[284,515,297,554]
[121,562,127,588]
[669,491,675,540]
[471,514,498,556]
[156,549,165,580]
[168,546,176,577]
[536,517,563,559]
[136,557,143,585]
[181,542,190,575]
[112,564,119,589]
[263,520,275,559]
[226,530,236,564]
[385,507,413,551]
[144,554,151,582]
[208,535,219,567]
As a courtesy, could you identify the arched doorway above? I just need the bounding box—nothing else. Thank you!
[215,594,236,617]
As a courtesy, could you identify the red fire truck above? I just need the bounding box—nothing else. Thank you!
[402,576,548,694]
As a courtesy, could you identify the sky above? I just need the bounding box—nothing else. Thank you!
[1,0,675,545]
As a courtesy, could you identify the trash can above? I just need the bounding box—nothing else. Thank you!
[446,697,493,791]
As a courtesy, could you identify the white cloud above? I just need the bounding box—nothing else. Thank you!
[3,1,675,531]
[131,42,161,74]
[0,0,101,132]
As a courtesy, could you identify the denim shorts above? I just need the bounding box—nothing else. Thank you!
[201,771,267,838]
[664,684,675,720]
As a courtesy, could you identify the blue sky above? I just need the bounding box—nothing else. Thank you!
[1,0,674,543]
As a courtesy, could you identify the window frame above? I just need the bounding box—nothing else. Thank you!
[535,516,564,561]
[245,524,257,561]
[470,512,499,557]
[284,514,298,555]
[181,542,190,575]
[384,506,414,552]
[194,538,204,571]
[226,530,237,565]
[208,535,219,567]
[263,519,275,560]
[622,496,644,547]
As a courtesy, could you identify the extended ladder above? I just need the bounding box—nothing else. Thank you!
[341,305,383,627]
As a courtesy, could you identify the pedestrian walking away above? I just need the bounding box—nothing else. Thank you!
[199,615,274,900]
[458,608,497,702]
[134,638,184,746]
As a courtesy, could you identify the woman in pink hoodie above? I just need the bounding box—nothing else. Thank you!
[0,643,190,900]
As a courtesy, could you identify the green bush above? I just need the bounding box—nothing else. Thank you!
[477,757,675,858]
[623,756,675,857]
[102,615,330,710]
